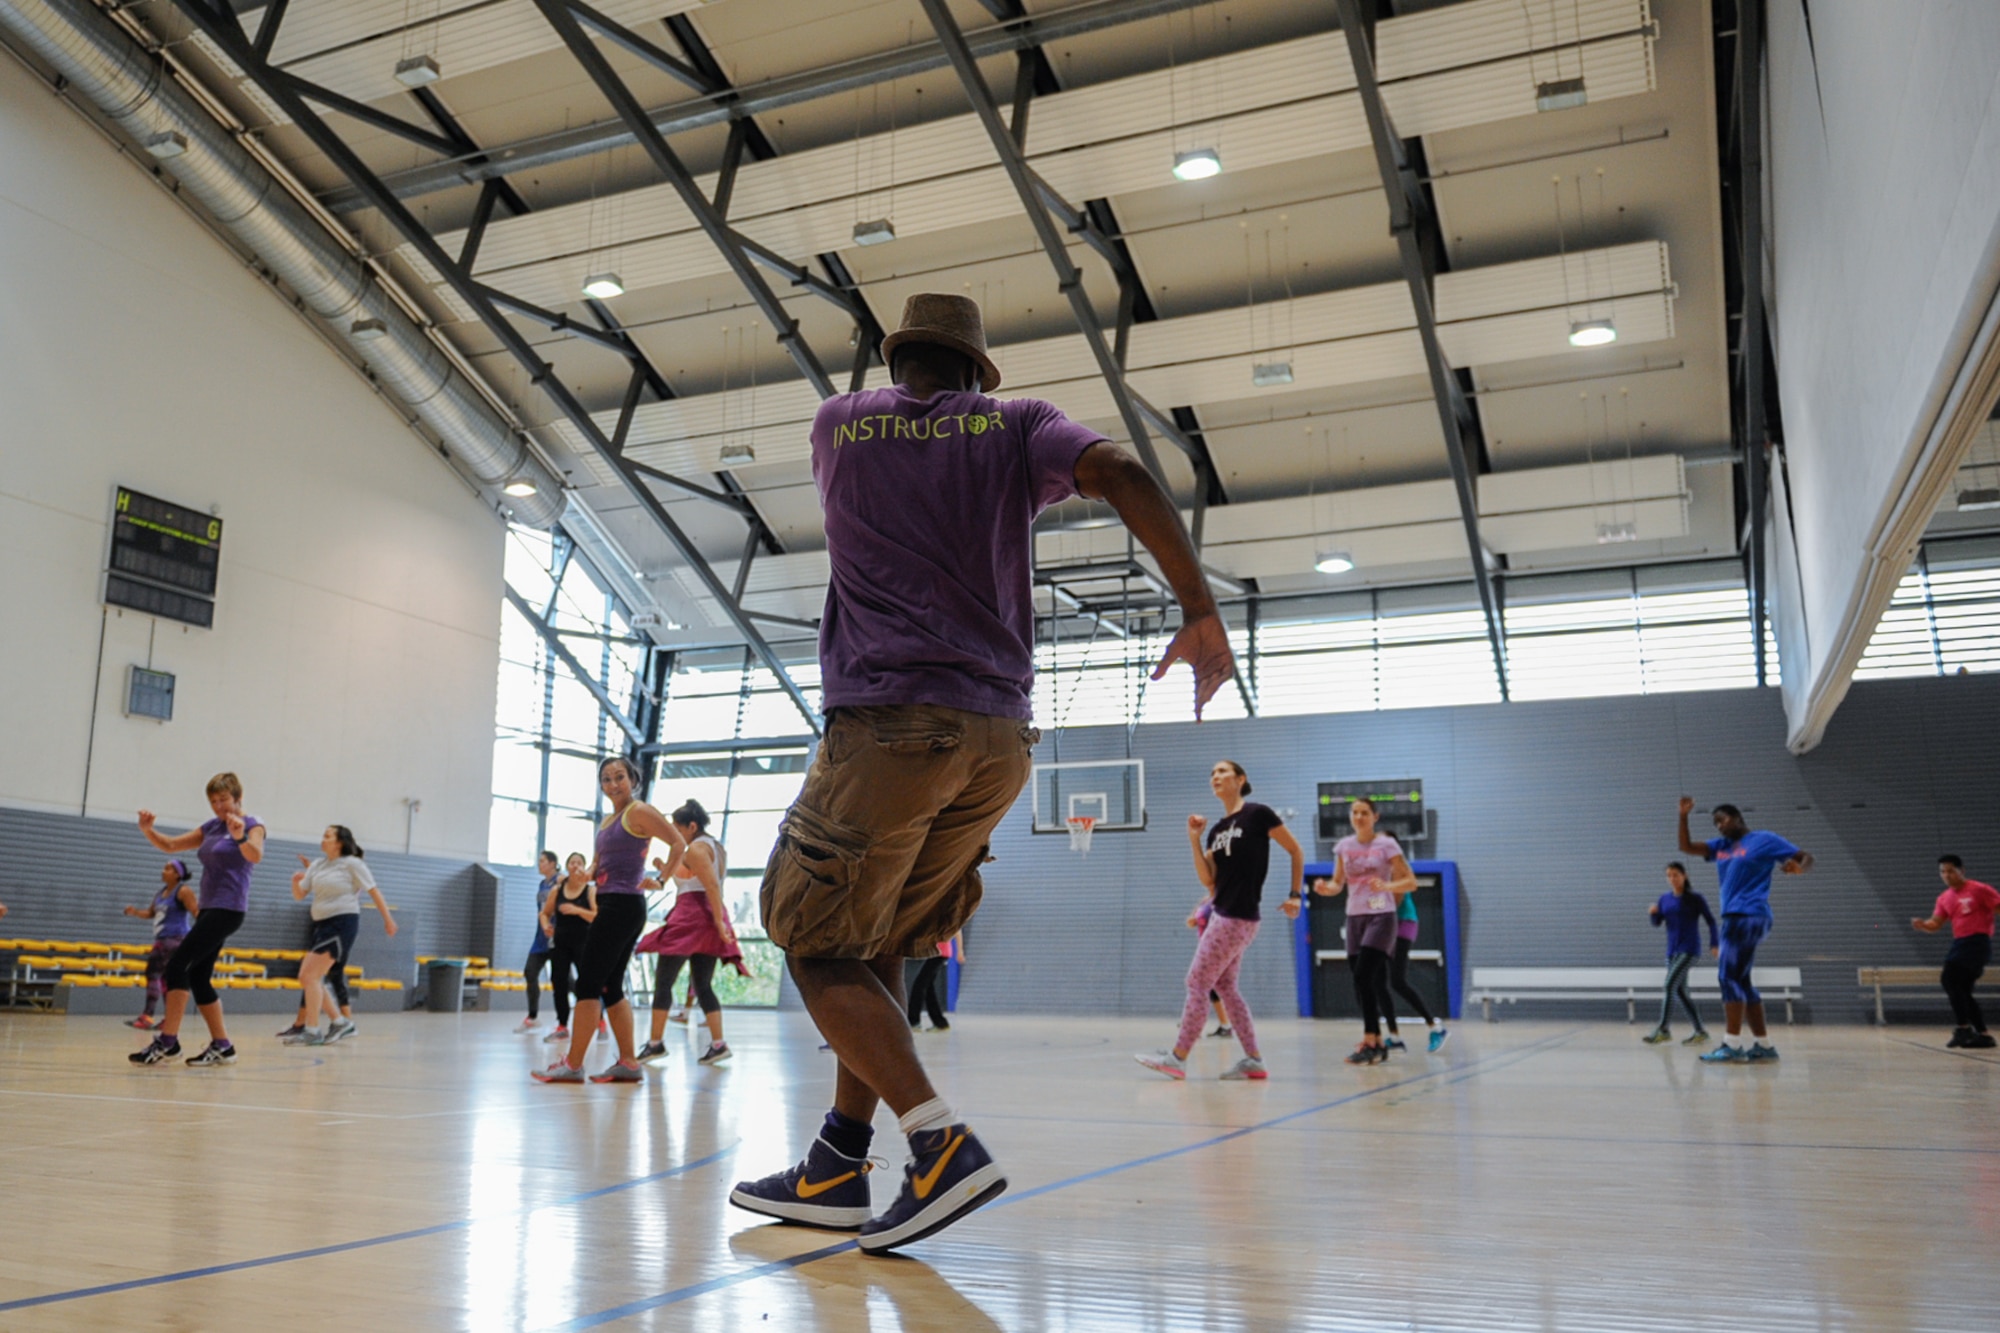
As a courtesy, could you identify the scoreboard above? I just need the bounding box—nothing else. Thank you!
[1317,779,1425,846]
[105,487,222,628]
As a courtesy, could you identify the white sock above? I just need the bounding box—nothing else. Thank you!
[897,1097,955,1137]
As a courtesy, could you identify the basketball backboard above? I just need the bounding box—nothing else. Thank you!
[1031,759,1146,833]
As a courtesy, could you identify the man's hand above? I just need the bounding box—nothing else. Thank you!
[1152,612,1235,721]
[1678,796,1695,817]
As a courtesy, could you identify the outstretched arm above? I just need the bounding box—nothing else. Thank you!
[137,811,204,853]
[1912,912,1945,932]
[1675,797,1705,857]
[1074,443,1234,719]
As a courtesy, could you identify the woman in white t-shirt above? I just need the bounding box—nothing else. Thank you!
[1315,798,1416,1067]
[288,825,396,1046]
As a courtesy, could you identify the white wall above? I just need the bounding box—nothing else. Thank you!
[1765,0,2000,749]
[0,53,504,858]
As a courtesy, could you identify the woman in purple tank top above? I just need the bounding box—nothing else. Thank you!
[130,772,265,1068]
[534,756,687,1085]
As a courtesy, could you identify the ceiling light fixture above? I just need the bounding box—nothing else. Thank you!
[1956,487,2000,511]
[1172,148,1222,182]
[719,443,756,467]
[1536,77,1588,112]
[143,130,188,160]
[1252,361,1295,387]
[502,478,540,497]
[1314,549,1355,575]
[394,55,442,88]
[581,272,625,300]
[852,218,897,246]
[1569,318,1617,347]
[349,318,387,341]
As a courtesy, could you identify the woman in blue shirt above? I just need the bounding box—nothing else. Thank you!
[1644,861,1717,1046]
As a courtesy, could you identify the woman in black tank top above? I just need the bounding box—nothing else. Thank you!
[537,854,596,1038]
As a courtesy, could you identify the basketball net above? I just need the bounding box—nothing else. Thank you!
[1066,816,1095,855]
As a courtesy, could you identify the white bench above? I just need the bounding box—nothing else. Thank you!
[1857,966,1942,1025]
[1470,966,1804,1024]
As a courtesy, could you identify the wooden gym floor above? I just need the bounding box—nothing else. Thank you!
[0,1008,1992,1330]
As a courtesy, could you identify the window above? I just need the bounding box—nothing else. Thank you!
[1856,536,2000,679]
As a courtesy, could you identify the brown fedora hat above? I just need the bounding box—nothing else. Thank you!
[879,292,1002,393]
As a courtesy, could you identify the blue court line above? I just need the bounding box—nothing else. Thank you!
[538,1031,1579,1331]
[0,1144,737,1314]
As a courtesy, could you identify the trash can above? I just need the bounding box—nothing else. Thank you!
[425,959,467,1013]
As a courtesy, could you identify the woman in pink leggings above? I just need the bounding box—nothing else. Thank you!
[1137,759,1305,1081]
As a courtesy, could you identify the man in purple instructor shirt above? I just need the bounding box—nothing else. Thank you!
[737,293,1234,1253]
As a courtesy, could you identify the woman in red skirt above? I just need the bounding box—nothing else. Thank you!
[636,800,745,1065]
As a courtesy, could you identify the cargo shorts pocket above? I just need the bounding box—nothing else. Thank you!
[856,706,966,755]
[760,802,887,958]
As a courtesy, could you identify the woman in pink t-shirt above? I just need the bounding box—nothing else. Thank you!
[1911,853,1999,1049]
[1315,797,1417,1066]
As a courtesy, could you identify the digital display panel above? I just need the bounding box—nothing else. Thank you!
[110,487,222,598]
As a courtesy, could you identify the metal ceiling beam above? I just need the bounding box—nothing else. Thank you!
[1733,0,1772,687]
[503,585,646,747]
[321,0,1222,214]
[531,0,835,399]
[917,0,1170,487]
[162,0,822,736]
[1335,0,1509,701]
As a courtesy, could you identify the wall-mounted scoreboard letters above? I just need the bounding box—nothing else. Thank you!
[104,487,222,628]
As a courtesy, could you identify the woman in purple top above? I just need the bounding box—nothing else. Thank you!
[121,858,196,1029]
[130,772,265,1067]
[534,756,686,1085]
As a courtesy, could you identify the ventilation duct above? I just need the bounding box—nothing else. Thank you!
[0,0,565,526]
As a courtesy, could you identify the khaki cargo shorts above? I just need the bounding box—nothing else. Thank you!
[761,704,1037,959]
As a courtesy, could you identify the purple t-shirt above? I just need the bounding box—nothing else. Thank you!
[812,385,1104,719]
[196,815,261,913]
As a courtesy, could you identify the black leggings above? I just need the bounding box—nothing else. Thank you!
[653,954,720,1014]
[1350,945,1392,1037]
[165,908,245,1006]
[573,895,647,1008]
[1388,936,1437,1028]
[548,937,582,1026]
[524,951,549,1020]
[907,957,947,1026]
[1943,935,1991,1032]
[1657,951,1704,1031]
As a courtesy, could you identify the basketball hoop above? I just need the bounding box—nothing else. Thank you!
[1066,816,1096,855]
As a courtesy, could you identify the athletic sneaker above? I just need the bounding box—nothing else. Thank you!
[1344,1043,1385,1066]
[1209,1024,1233,1039]
[326,1020,357,1043]
[531,1058,584,1083]
[186,1042,237,1068]
[514,1018,542,1034]
[1219,1057,1268,1080]
[855,1124,1006,1255]
[1384,1035,1408,1052]
[129,1035,181,1065]
[543,1026,570,1044]
[1642,1028,1673,1045]
[589,1060,644,1084]
[1966,1032,1997,1049]
[1745,1043,1780,1063]
[126,1015,156,1030]
[275,1023,305,1039]
[1682,1031,1711,1046]
[281,1027,322,1046]
[1428,1027,1450,1053]
[1699,1043,1747,1064]
[1134,1050,1186,1080]
[929,1019,950,1032]
[636,1040,669,1062]
[598,1018,610,1037]
[729,1137,876,1229]
[698,1042,732,1065]
[668,1008,690,1026]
